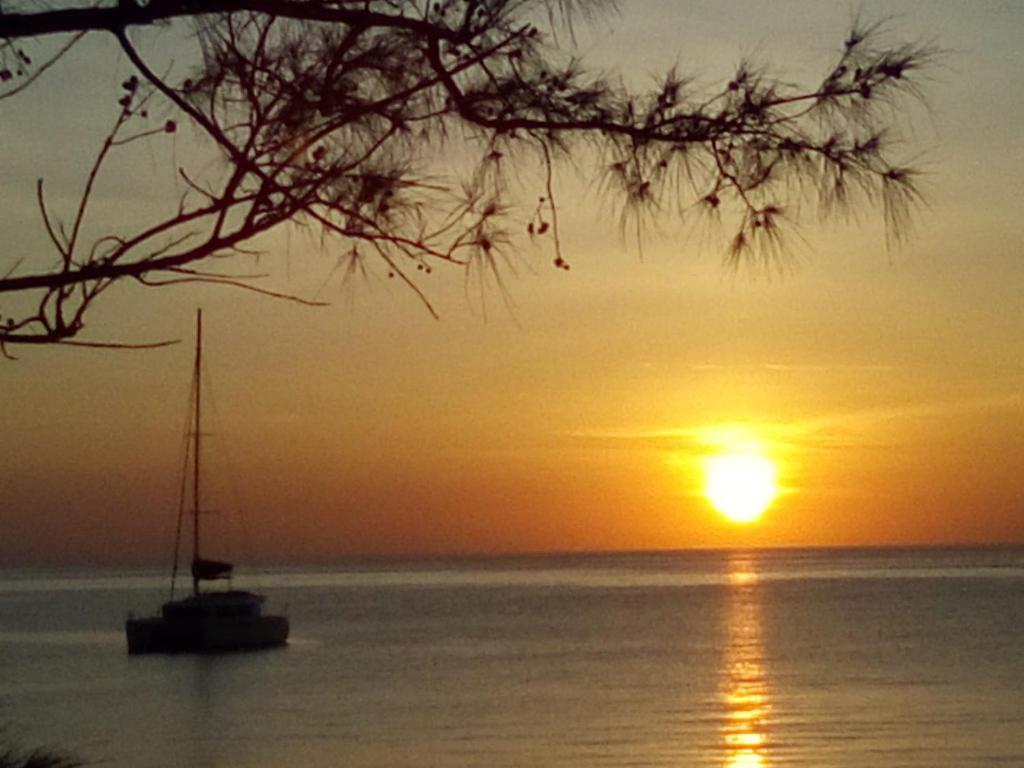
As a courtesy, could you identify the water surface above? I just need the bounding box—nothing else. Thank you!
[1,548,1021,767]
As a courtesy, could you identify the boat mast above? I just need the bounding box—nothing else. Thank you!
[192,308,202,596]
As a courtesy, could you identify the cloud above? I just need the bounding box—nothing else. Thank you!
[687,362,896,373]
[762,363,896,372]
[569,390,1024,456]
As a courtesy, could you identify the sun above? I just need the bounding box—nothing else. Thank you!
[704,454,778,523]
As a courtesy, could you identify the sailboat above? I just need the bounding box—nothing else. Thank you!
[126,310,289,654]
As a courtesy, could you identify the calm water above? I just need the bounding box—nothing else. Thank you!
[1,548,1022,767]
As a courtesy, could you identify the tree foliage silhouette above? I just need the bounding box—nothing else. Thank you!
[0,1,932,350]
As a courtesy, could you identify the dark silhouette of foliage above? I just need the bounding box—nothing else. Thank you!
[0,745,80,768]
[0,1,933,351]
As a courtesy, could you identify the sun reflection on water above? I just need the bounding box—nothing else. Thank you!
[722,553,771,768]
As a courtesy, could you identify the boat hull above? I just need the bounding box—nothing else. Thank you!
[126,614,289,654]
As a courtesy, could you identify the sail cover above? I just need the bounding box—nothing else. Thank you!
[192,558,233,581]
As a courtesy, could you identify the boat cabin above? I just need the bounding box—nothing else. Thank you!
[162,591,266,620]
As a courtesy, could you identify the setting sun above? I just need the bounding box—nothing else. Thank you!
[705,454,778,523]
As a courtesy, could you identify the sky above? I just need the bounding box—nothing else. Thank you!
[1,1,1023,567]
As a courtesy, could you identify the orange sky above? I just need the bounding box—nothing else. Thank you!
[2,1,1023,566]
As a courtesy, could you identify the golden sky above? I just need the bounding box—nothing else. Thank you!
[2,1,1023,565]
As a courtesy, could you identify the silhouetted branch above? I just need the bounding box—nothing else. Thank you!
[48,338,180,350]
[0,1,468,42]
[0,2,933,349]
[0,30,84,101]
[137,271,329,307]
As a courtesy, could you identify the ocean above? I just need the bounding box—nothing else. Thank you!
[1,548,1021,767]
